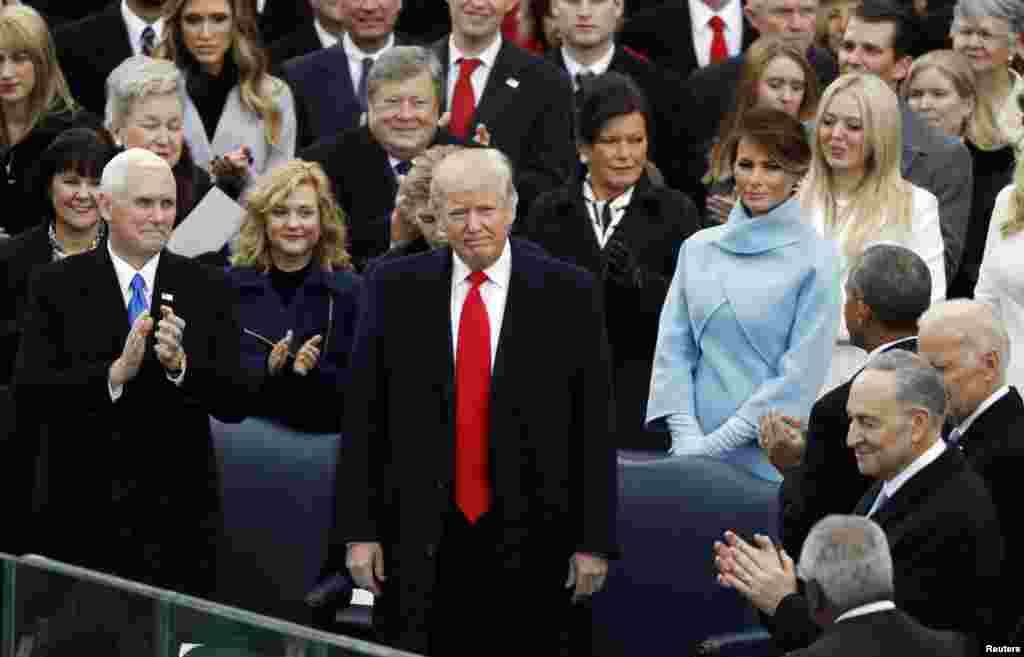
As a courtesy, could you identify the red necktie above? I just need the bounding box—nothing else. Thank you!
[455,270,491,523]
[449,58,482,139]
[709,16,728,63]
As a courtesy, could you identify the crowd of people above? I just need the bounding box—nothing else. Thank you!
[0,0,1022,655]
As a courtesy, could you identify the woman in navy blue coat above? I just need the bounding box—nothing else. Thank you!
[229,159,360,433]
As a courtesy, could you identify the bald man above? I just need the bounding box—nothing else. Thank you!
[336,148,618,655]
[918,299,1024,639]
[13,148,251,598]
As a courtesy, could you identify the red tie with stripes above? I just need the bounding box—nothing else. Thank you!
[709,15,728,63]
[455,270,491,523]
[449,58,483,139]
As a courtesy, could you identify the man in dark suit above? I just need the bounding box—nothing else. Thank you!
[619,0,755,79]
[54,0,166,116]
[299,45,460,269]
[282,0,404,148]
[338,147,619,655]
[268,0,346,70]
[787,515,974,657]
[767,244,931,558]
[918,299,1024,639]
[550,0,706,200]
[837,0,973,283]
[12,148,250,596]
[715,350,1003,652]
[433,0,575,215]
[686,0,838,150]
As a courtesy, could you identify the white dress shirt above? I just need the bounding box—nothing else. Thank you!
[121,0,164,57]
[451,240,512,371]
[562,43,616,90]
[343,32,396,96]
[688,0,743,68]
[952,385,1011,446]
[314,18,341,50]
[866,336,917,361]
[976,186,1024,390]
[867,438,946,516]
[835,600,897,623]
[583,177,635,248]
[447,34,504,108]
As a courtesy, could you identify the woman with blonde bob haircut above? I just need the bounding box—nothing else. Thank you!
[802,73,946,391]
[230,159,360,432]
[0,4,100,235]
[158,0,296,184]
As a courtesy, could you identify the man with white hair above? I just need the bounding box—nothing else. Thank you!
[789,515,973,657]
[336,147,618,655]
[918,298,1024,637]
[714,350,1002,652]
[13,148,250,598]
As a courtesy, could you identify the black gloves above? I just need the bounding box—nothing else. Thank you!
[603,236,645,289]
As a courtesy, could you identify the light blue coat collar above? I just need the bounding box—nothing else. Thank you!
[714,195,806,255]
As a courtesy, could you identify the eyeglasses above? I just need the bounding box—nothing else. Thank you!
[951,25,1012,46]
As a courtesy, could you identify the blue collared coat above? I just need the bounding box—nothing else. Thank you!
[647,196,841,478]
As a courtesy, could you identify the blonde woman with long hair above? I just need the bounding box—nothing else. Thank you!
[802,73,946,391]
[158,0,296,185]
[0,4,100,236]
[229,159,358,432]
[976,93,1024,388]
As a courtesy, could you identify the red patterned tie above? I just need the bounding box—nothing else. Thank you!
[449,58,483,139]
[455,270,492,523]
[709,16,728,63]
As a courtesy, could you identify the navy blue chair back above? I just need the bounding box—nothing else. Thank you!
[592,454,781,657]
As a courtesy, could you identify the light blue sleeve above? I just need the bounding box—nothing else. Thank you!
[646,240,702,434]
[670,415,755,457]
[734,242,842,427]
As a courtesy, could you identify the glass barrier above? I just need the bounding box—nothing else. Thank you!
[0,554,422,657]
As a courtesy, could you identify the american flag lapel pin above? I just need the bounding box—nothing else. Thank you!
[506,78,519,89]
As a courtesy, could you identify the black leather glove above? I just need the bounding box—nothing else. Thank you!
[603,236,645,289]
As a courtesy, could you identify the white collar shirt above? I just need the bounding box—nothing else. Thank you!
[108,240,159,310]
[314,18,342,50]
[451,240,512,372]
[583,177,636,248]
[835,600,897,623]
[688,0,743,68]
[866,336,917,361]
[122,0,164,57]
[954,385,1011,444]
[447,34,503,108]
[562,43,616,90]
[868,439,946,516]
[343,32,395,96]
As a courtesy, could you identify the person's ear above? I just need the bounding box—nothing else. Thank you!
[981,349,1001,382]
[743,2,762,31]
[892,55,913,85]
[97,190,113,222]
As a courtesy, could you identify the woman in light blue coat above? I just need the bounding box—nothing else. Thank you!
[647,108,841,481]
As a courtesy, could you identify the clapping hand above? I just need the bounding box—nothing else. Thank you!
[714,531,797,615]
[347,542,386,596]
[566,552,609,603]
[154,306,186,373]
[109,312,154,386]
[293,334,322,376]
[759,411,807,472]
[268,329,293,376]
[706,193,735,225]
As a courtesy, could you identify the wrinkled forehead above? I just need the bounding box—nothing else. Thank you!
[116,163,176,198]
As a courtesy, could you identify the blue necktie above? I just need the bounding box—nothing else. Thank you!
[357,57,373,112]
[127,273,148,328]
[946,427,964,448]
[868,490,889,518]
[394,160,412,176]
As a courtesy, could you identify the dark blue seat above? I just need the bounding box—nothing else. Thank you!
[210,416,340,627]
[591,454,782,657]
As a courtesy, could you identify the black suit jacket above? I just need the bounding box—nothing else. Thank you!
[12,246,251,596]
[282,33,415,149]
[298,124,460,268]
[549,46,707,200]
[0,224,51,386]
[780,338,918,558]
[518,174,700,449]
[268,21,322,72]
[618,1,756,79]
[433,38,575,214]
[335,240,618,652]
[772,446,1003,651]
[790,609,975,657]
[958,387,1024,636]
[54,2,133,116]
